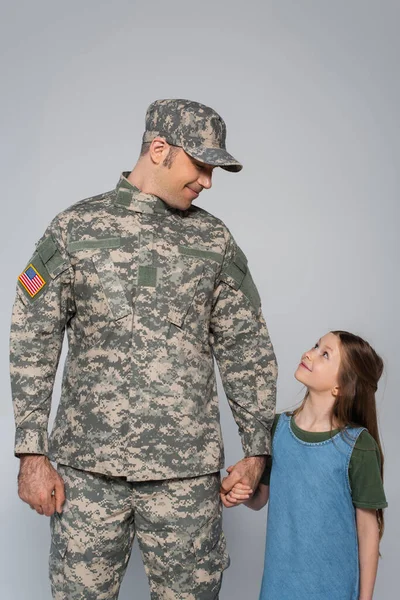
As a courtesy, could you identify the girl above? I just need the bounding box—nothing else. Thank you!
[224,331,387,600]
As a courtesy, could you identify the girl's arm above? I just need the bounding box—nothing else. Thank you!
[244,483,270,511]
[356,508,380,600]
[223,482,270,510]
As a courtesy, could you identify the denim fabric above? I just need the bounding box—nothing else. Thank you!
[260,413,364,600]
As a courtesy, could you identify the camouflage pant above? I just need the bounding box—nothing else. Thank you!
[49,465,230,599]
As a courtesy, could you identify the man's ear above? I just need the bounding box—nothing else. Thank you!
[149,137,170,165]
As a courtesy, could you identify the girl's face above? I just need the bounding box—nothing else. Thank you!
[295,332,341,395]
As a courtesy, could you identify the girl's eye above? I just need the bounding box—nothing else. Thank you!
[314,343,319,349]
[323,351,329,358]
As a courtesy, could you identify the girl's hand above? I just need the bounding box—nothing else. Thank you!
[221,466,253,507]
[225,482,253,506]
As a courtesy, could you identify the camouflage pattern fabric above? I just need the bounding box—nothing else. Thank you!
[10,173,277,481]
[142,99,243,172]
[50,465,228,599]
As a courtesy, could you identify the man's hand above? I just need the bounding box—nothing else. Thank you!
[220,456,267,508]
[18,455,65,517]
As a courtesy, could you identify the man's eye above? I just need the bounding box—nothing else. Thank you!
[314,343,319,349]
[323,351,329,358]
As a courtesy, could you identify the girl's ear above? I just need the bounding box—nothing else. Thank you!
[331,386,339,397]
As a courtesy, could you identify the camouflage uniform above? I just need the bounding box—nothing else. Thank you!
[50,466,228,599]
[10,99,277,599]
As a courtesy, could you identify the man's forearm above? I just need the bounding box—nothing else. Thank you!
[19,454,48,465]
[243,455,267,479]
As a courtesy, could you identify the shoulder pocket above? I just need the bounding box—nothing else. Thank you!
[241,269,261,312]
[220,247,261,311]
[36,237,70,279]
[17,236,70,302]
[220,246,247,290]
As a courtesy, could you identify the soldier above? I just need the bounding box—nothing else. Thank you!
[10,99,277,599]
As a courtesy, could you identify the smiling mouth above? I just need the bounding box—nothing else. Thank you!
[186,186,201,196]
[300,362,311,371]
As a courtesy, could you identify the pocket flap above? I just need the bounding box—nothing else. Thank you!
[37,237,58,263]
[193,514,222,558]
[221,247,248,290]
[50,514,69,559]
[179,246,223,264]
[36,237,70,279]
[68,237,121,253]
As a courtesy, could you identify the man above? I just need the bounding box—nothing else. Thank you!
[10,99,277,599]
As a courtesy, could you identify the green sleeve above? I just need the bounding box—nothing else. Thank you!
[259,414,281,485]
[349,430,388,509]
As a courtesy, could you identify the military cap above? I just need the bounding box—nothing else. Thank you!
[142,99,242,172]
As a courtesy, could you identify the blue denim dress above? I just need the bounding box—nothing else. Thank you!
[259,413,364,600]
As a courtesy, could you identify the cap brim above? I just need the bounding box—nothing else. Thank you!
[183,145,243,173]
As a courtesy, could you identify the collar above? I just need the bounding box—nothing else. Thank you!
[114,172,180,216]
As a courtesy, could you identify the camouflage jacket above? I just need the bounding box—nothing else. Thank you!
[10,173,277,481]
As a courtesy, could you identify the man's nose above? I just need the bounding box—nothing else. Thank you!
[199,173,212,190]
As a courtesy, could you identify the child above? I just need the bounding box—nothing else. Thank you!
[224,331,387,600]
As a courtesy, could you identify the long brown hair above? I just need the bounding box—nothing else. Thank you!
[293,330,385,539]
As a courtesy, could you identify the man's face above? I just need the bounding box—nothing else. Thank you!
[156,147,214,210]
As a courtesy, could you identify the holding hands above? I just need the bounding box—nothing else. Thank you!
[222,467,253,506]
[220,456,266,508]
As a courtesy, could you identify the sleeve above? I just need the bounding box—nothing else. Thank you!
[259,414,281,485]
[349,431,388,510]
[10,218,74,457]
[209,231,277,457]
[259,455,273,486]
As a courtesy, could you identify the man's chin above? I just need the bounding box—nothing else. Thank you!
[181,200,194,210]
[181,194,196,209]
[168,199,193,211]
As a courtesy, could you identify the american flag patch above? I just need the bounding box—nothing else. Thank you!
[18,264,46,297]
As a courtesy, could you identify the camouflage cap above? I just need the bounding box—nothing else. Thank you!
[142,99,242,172]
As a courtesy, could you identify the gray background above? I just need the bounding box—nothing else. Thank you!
[1,0,398,598]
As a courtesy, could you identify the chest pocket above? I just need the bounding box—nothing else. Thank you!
[166,246,223,342]
[91,252,131,321]
[71,242,132,337]
[167,254,205,328]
